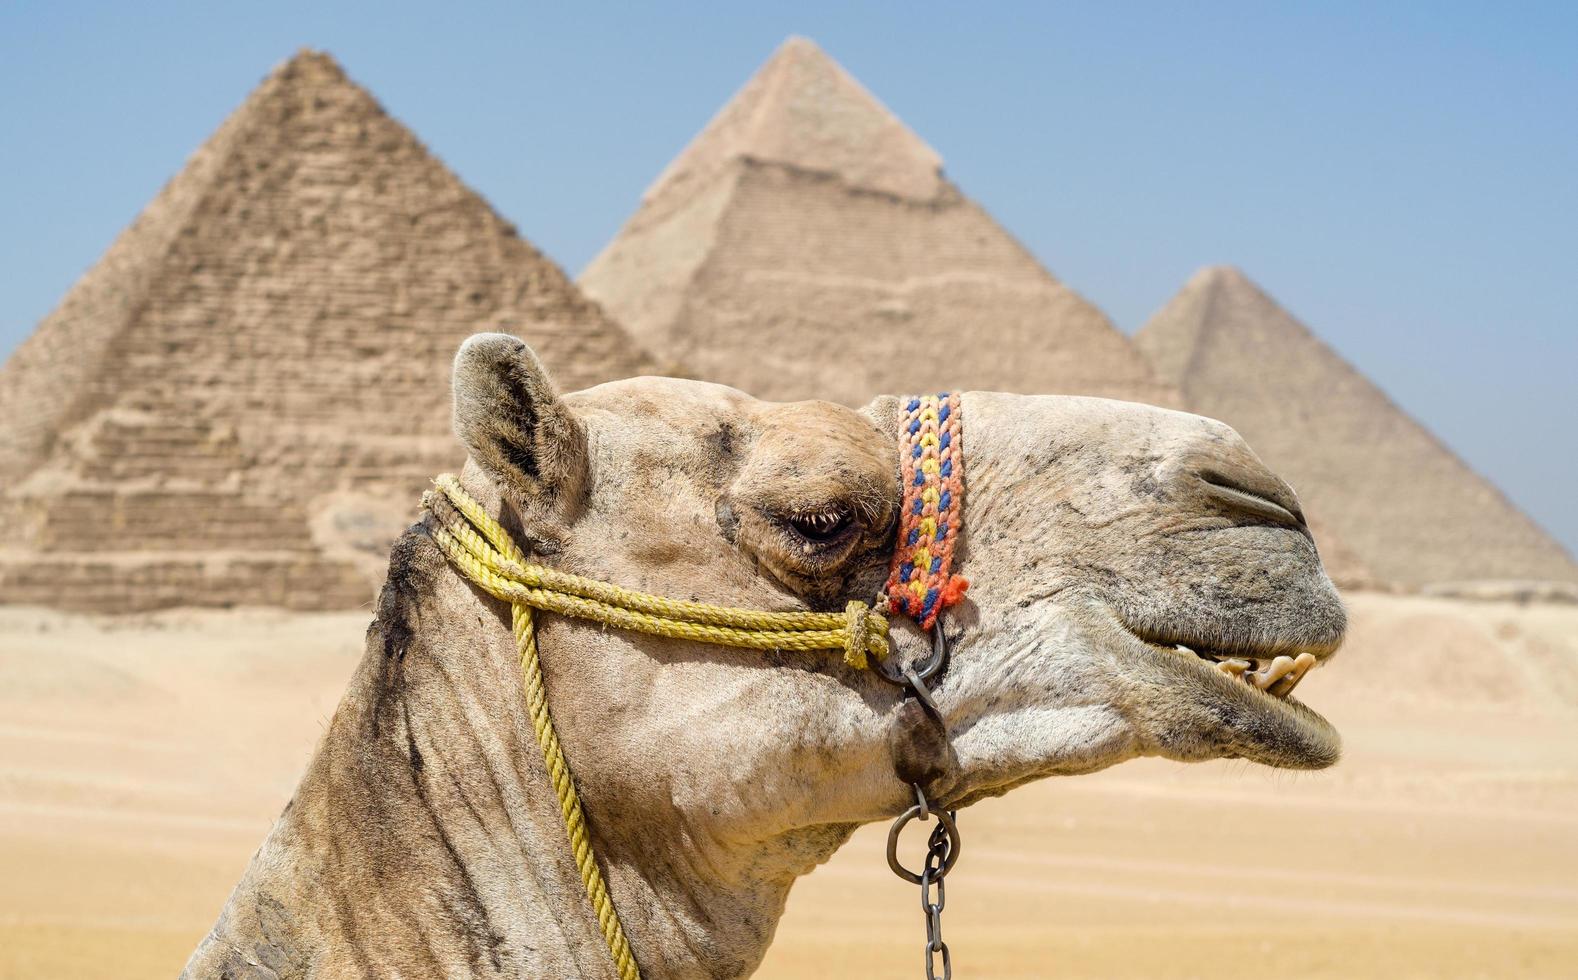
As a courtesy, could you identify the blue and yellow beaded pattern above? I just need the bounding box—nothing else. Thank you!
[883,393,968,629]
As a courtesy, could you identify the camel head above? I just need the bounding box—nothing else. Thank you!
[451,334,1344,820]
[183,333,1350,980]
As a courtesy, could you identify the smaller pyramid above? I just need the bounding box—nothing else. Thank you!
[581,37,1176,408]
[0,51,657,612]
[1135,266,1578,589]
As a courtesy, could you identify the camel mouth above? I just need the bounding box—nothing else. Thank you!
[1115,620,1342,770]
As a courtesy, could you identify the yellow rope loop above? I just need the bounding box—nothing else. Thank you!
[434,473,527,563]
[419,473,905,980]
[424,475,890,665]
[841,600,889,669]
[424,492,515,575]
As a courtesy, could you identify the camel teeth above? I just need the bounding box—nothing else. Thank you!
[1249,655,1297,691]
[1267,652,1319,698]
[1163,643,1320,701]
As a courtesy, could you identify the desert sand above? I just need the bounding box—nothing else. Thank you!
[2,591,1575,979]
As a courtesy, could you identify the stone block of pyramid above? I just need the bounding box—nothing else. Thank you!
[581,36,1175,408]
[1135,266,1577,589]
[0,51,657,612]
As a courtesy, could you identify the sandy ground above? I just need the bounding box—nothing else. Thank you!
[2,592,1576,978]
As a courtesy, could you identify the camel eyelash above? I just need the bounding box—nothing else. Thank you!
[778,504,857,545]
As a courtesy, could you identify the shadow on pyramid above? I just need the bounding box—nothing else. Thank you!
[0,51,657,613]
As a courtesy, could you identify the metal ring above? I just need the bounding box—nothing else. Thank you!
[872,618,950,687]
[886,802,961,884]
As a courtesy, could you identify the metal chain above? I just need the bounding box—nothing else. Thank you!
[919,794,956,980]
[883,620,960,978]
[888,780,961,979]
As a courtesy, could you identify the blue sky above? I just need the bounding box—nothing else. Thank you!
[2,2,1575,554]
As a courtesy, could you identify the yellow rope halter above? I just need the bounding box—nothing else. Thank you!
[421,473,892,979]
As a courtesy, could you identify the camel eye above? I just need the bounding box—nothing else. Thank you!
[784,505,855,545]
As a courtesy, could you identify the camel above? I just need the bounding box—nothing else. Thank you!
[184,334,1345,978]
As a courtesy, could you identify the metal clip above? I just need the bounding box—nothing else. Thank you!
[875,618,950,698]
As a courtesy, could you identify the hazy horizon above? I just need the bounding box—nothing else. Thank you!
[3,2,1574,557]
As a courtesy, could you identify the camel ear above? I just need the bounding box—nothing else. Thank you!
[452,333,588,513]
[859,395,904,442]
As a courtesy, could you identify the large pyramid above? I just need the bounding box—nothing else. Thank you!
[0,50,657,612]
[580,37,1175,408]
[1135,266,1578,589]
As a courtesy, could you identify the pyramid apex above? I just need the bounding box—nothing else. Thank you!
[777,35,823,54]
[1187,264,1254,292]
[1139,265,1301,376]
[645,36,943,203]
[769,35,843,68]
[1196,263,1244,281]
[1164,265,1289,330]
[269,48,353,84]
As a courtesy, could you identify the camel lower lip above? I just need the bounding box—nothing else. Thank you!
[1125,630,1342,769]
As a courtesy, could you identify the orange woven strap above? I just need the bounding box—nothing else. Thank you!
[883,393,968,629]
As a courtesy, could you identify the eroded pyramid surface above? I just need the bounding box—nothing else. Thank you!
[581,37,1175,409]
[0,51,657,611]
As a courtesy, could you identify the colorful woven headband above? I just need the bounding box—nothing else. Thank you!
[883,393,968,629]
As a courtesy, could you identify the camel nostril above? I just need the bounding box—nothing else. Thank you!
[1197,468,1306,528]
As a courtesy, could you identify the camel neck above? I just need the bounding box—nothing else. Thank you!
[186,528,629,976]
[185,525,899,979]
